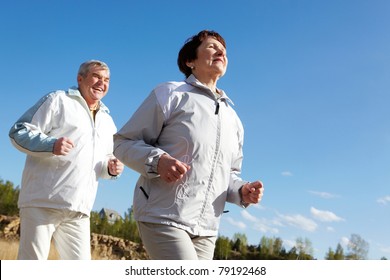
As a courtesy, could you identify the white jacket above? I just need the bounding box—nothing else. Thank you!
[9,87,117,215]
[114,75,248,236]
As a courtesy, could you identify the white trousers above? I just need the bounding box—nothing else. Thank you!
[137,221,217,260]
[18,207,91,260]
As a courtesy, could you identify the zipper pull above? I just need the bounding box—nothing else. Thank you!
[215,102,220,115]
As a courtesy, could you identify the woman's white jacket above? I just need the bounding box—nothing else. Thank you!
[114,75,248,236]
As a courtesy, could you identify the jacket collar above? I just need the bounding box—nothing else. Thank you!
[68,86,110,113]
[185,74,234,105]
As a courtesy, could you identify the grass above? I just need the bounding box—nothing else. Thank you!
[0,239,60,260]
[0,239,107,260]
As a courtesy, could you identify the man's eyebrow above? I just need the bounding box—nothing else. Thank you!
[92,72,110,80]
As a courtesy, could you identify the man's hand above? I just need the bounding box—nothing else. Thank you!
[53,137,75,155]
[108,158,124,176]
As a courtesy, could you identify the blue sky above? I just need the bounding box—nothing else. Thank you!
[1,0,389,260]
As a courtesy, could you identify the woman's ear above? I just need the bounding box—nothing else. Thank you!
[186,61,194,69]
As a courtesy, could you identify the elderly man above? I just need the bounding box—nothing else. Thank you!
[9,60,124,260]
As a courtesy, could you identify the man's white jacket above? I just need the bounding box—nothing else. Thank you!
[9,87,117,215]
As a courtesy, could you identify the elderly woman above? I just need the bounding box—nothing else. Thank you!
[114,30,264,260]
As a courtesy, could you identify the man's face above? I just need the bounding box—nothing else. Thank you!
[78,65,110,105]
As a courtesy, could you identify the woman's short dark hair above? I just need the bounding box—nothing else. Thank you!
[177,30,226,78]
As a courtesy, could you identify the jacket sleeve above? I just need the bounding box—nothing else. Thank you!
[9,93,58,157]
[100,154,120,180]
[99,115,120,180]
[226,116,249,206]
[113,90,167,178]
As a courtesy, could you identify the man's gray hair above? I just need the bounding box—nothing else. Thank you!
[78,60,110,77]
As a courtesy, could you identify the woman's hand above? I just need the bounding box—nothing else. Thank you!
[158,154,191,183]
[241,181,264,204]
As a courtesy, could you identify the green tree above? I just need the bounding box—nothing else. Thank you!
[232,233,248,257]
[0,179,19,216]
[120,207,140,243]
[214,236,231,260]
[325,247,335,260]
[287,246,298,260]
[90,211,110,235]
[295,237,314,260]
[259,236,273,259]
[109,218,123,237]
[346,234,369,260]
[334,243,345,260]
[257,236,286,259]
[90,208,141,243]
[257,236,287,259]
[273,237,284,257]
[90,211,100,233]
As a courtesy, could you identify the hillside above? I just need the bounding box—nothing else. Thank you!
[0,215,149,260]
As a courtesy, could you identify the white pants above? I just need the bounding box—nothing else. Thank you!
[18,207,91,260]
[137,221,217,260]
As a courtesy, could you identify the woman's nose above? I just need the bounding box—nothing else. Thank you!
[216,47,226,57]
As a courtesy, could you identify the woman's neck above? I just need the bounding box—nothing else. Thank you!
[193,73,219,93]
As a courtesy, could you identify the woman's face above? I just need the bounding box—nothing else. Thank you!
[189,36,228,79]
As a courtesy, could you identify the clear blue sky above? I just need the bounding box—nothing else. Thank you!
[1,0,389,260]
